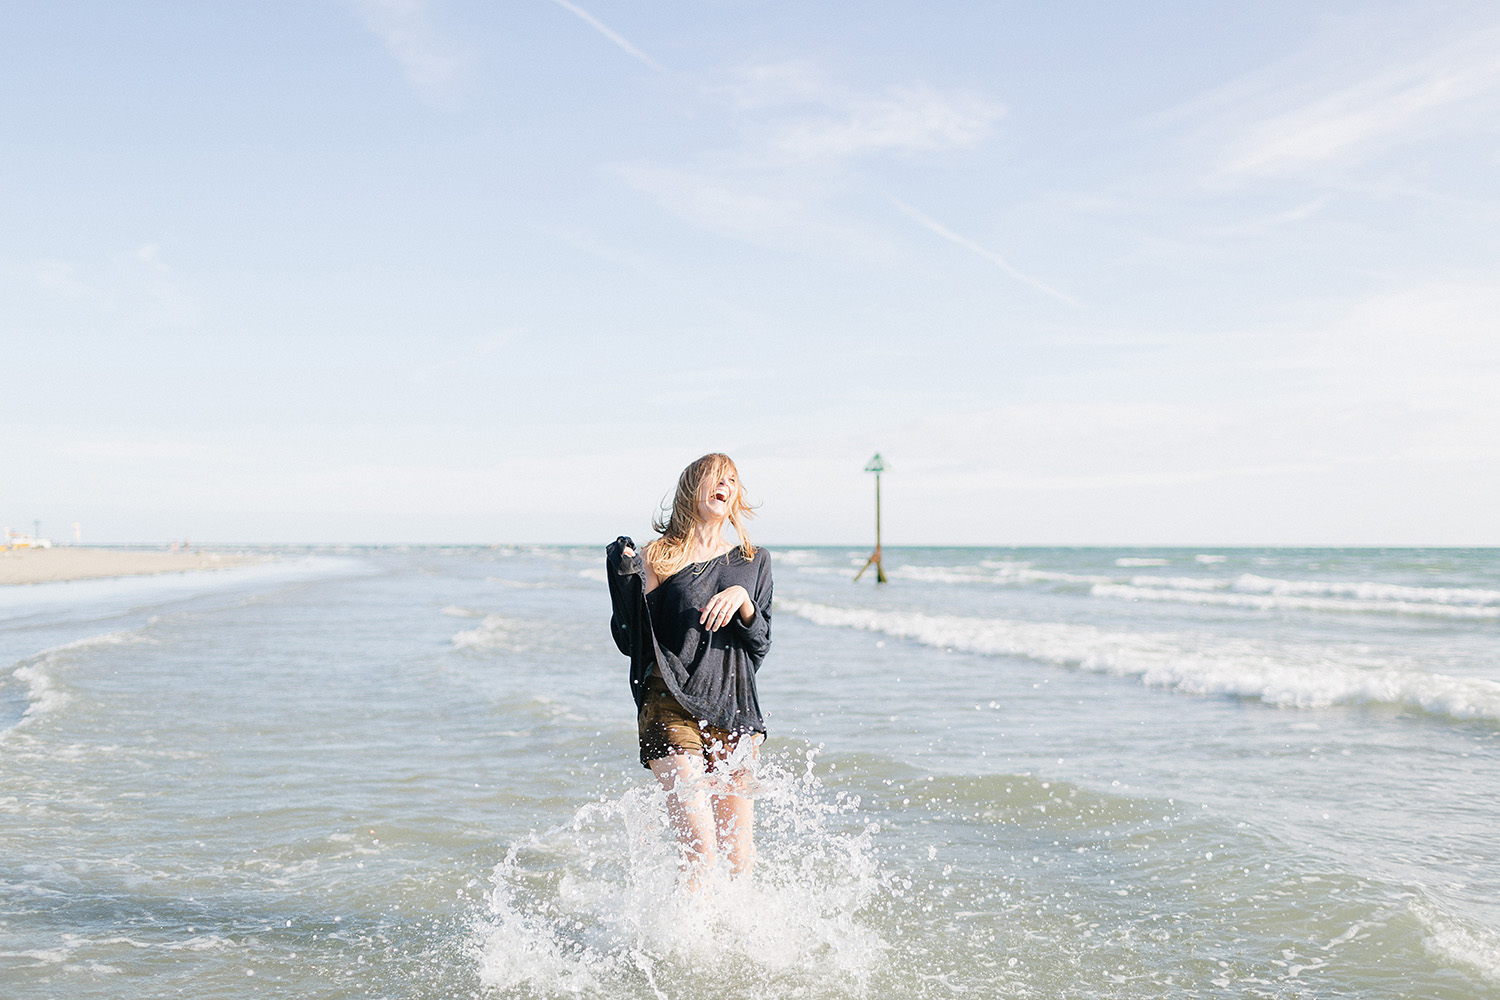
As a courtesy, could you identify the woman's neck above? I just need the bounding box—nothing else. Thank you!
[687,521,729,562]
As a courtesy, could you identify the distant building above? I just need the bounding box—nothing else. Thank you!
[2,529,52,550]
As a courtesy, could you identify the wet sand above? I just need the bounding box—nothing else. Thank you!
[0,547,266,585]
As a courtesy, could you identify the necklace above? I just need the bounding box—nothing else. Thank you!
[689,548,728,576]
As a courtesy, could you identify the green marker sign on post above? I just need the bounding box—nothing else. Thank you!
[854,453,888,584]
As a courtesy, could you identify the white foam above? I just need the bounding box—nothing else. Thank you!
[889,565,998,585]
[474,753,886,996]
[1414,902,1500,984]
[451,614,560,654]
[9,663,66,728]
[440,605,485,618]
[780,601,1500,722]
[792,564,860,579]
[452,614,515,651]
[3,629,145,738]
[1093,582,1500,620]
[890,564,1113,587]
[1232,574,1500,607]
[1127,575,1224,591]
[866,558,1500,622]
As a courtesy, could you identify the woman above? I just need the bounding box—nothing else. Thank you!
[606,453,773,893]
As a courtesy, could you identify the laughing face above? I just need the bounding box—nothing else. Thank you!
[696,467,737,524]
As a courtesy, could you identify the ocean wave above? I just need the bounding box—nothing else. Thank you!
[482,578,559,590]
[5,663,66,733]
[1415,902,1500,984]
[452,614,516,651]
[859,558,1500,621]
[451,614,566,654]
[780,601,1500,723]
[1127,574,1223,591]
[1093,574,1500,619]
[889,564,1112,587]
[887,565,998,585]
[1231,574,1500,606]
[2,629,144,739]
[792,564,860,578]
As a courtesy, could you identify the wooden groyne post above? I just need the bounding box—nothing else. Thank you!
[854,453,888,584]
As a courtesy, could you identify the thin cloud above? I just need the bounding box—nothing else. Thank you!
[617,163,900,263]
[717,62,1004,163]
[774,84,1003,161]
[888,196,1081,306]
[546,0,664,73]
[1218,25,1500,177]
[616,63,1004,265]
[1205,198,1331,238]
[347,0,472,106]
[31,259,102,301]
[23,245,195,324]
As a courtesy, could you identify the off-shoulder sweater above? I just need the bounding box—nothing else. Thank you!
[606,536,773,734]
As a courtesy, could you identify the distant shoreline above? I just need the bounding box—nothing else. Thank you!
[0,547,269,586]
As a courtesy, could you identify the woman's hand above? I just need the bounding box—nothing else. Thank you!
[700,585,752,631]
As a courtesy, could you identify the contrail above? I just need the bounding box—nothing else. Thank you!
[888,196,1080,307]
[547,0,664,73]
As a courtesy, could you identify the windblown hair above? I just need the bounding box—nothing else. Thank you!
[645,453,757,579]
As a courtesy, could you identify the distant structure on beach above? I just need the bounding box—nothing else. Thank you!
[854,453,888,584]
[2,528,52,550]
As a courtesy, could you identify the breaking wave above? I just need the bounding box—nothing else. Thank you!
[780,601,1500,723]
[1097,573,1500,619]
[2,629,147,739]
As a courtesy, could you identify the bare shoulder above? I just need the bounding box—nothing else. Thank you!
[641,540,661,594]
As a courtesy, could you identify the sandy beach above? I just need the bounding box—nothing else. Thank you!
[0,547,266,585]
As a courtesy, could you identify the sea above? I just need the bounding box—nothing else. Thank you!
[2,545,1498,999]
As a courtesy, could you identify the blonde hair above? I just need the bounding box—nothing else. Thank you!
[645,453,757,578]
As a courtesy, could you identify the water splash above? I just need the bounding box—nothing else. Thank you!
[473,749,887,999]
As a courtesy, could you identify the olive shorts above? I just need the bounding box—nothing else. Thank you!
[637,676,762,771]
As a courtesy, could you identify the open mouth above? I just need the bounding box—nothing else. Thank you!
[712,490,728,502]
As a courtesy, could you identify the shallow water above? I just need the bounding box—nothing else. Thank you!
[2,546,1498,998]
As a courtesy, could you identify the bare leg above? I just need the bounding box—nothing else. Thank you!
[712,736,760,877]
[649,754,716,893]
[713,790,755,876]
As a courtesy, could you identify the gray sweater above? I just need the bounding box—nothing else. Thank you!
[607,536,773,734]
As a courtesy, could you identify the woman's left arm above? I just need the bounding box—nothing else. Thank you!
[699,585,754,631]
[724,555,772,659]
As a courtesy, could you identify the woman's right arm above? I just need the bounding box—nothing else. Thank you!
[606,537,640,656]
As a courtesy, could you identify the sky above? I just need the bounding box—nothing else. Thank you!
[3,0,1499,546]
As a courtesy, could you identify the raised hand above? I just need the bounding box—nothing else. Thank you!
[700,585,752,631]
